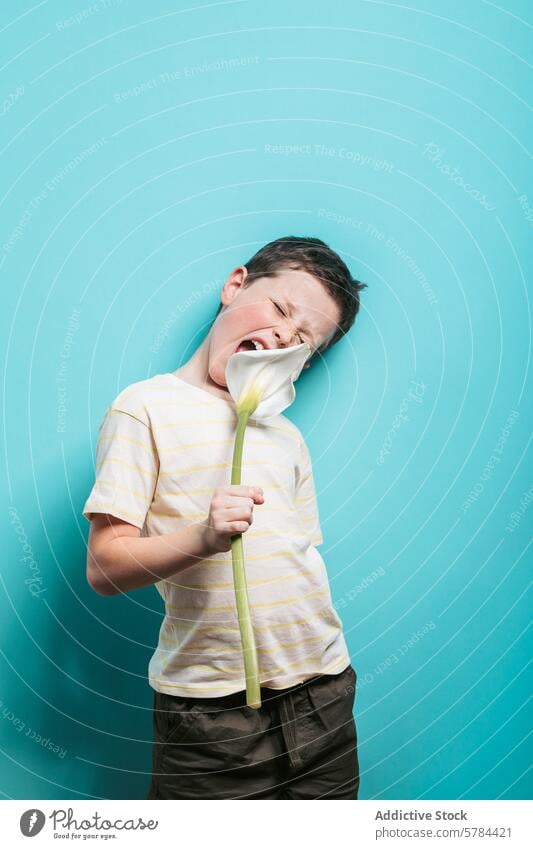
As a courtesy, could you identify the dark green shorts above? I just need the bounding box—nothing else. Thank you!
[147,663,359,799]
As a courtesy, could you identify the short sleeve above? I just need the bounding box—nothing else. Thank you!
[82,405,159,529]
[295,439,323,547]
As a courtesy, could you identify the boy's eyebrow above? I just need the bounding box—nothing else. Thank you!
[285,299,317,349]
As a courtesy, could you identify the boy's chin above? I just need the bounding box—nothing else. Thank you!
[208,362,228,389]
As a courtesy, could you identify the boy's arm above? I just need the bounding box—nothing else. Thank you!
[86,513,210,596]
[83,403,210,594]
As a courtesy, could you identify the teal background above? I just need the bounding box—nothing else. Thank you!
[1,0,531,801]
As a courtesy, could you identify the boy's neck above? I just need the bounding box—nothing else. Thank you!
[173,335,233,403]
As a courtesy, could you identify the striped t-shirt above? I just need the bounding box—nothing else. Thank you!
[82,372,351,697]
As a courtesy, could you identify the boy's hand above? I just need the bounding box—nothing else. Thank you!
[200,485,264,554]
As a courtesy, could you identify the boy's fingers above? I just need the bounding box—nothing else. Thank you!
[225,485,264,498]
[224,503,256,513]
[223,508,254,524]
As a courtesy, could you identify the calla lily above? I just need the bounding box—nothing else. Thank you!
[224,341,312,708]
[226,341,312,421]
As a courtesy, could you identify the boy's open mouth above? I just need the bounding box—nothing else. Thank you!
[233,337,267,354]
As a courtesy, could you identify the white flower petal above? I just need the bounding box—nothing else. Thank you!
[225,342,311,419]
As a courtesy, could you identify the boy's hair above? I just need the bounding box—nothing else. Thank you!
[214,236,367,362]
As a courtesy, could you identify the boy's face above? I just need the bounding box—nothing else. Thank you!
[208,266,341,390]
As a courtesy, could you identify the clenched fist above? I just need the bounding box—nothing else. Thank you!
[200,485,264,554]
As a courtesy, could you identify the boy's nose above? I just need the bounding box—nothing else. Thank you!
[274,324,299,348]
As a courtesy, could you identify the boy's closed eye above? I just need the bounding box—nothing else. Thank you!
[270,299,317,355]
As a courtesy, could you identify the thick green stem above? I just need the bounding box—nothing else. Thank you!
[230,410,261,709]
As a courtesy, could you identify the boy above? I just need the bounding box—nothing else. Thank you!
[83,236,367,799]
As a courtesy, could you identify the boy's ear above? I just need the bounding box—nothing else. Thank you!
[220,265,248,308]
